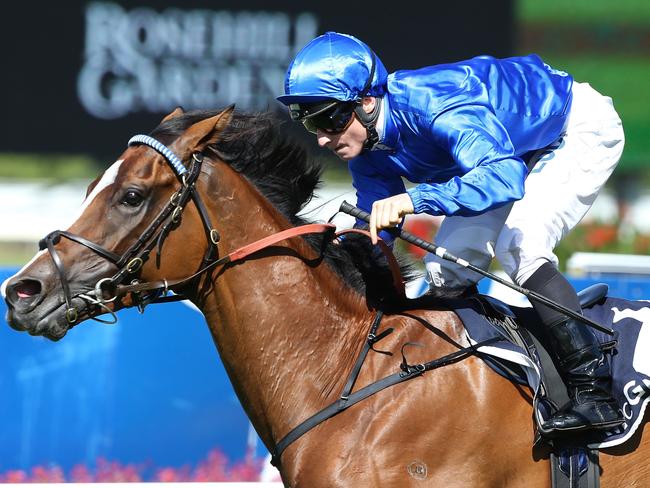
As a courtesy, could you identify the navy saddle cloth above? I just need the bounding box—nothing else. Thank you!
[446,286,650,449]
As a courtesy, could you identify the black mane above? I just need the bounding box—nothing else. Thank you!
[151,109,417,305]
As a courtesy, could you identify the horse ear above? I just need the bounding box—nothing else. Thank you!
[184,104,235,151]
[161,106,184,123]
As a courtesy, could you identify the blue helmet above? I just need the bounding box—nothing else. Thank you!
[277,32,388,105]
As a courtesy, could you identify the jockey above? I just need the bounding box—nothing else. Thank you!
[277,31,626,436]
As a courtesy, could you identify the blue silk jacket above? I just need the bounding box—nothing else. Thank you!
[350,54,574,221]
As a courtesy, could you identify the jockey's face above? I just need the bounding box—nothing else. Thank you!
[316,97,375,161]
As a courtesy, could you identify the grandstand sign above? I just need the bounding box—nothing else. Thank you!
[0,0,512,157]
[78,3,317,119]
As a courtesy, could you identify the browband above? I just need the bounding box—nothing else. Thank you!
[128,134,187,176]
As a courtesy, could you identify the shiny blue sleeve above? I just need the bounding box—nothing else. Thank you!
[349,156,406,244]
[407,105,527,216]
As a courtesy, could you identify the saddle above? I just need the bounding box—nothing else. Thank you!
[468,284,610,421]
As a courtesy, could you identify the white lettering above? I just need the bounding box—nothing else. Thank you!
[612,306,650,375]
[621,378,650,422]
[78,2,318,119]
[624,380,642,407]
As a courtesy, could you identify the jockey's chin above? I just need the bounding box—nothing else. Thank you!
[333,144,363,161]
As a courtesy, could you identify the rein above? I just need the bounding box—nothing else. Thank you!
[115,226,406,307]
[114,223,341,299]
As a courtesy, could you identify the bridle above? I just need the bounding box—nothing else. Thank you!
[39,135,220,325]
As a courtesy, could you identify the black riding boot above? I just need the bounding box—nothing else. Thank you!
[541,317,624,434]
[523,262,623,435]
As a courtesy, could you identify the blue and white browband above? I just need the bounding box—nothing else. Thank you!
[128,134,188,176]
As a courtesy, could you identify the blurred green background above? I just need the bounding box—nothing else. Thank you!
[516,0,650,264]
[518,0,650,172]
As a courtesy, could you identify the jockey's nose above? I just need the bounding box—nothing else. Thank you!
[316,130,332,148]
[4,277,44,312]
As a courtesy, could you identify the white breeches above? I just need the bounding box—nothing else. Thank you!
[425,81,625,289]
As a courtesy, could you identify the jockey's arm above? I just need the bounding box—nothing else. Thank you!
[407,105,528,217]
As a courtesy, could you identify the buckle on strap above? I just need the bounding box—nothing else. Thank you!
[170,191,181,206]
[126,257,144,274]
[399,342,425,376]
[369,327,394,345]
[65,307,78,324]
[368,327,394,356]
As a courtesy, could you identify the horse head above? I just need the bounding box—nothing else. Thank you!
[2,106,235,340]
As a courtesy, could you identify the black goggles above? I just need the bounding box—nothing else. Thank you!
[289,101,358,134]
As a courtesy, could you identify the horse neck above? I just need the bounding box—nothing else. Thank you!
[196,162,372,449]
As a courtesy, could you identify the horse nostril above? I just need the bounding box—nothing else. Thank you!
[8,279,43,305]
[16,280,42,298]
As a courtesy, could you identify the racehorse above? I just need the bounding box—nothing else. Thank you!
[2,106,649,487]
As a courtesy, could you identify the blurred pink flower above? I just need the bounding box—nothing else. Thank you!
[1,470,27,483]
[0,447,264,482]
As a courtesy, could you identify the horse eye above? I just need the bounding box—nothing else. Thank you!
[121,189,144,207]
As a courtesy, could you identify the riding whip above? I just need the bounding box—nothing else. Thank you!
[339,201,614,336]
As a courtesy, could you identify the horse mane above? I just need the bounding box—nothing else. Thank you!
[151,108,419,306]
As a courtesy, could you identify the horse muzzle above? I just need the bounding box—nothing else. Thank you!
[4,275,82,341]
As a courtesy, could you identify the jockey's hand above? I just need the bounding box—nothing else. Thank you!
[369,193,415,245]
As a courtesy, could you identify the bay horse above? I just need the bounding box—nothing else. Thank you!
[2,106,649,487]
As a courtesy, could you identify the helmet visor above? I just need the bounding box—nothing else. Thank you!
[289,101,358,134]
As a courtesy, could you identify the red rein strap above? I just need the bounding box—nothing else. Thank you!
[228,224,405,299]
[228,223,336,261]
[116,223,406,300]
